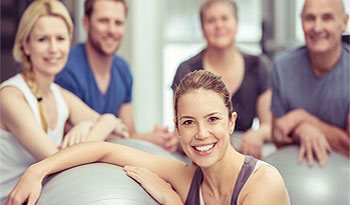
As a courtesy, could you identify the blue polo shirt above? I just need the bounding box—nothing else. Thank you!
[55,43,133,116]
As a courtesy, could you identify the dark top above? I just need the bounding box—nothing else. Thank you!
[171,50,271,131]
[184,156,258,205]
[55,43,133,116]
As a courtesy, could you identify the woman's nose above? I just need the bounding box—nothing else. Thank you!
[195,122,210,140]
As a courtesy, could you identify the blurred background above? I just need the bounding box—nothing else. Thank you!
[1,0,349,132]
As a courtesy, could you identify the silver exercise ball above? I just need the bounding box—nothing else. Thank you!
[264,145,350,205]
[37,139,177,205]
[37,163,158,205]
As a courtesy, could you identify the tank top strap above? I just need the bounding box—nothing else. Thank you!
[184,166,203,205]
[47,83,69,144]
[231,155,258,204]
[185,156,258,205]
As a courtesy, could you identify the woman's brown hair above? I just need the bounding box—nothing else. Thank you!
[174,70,234,127]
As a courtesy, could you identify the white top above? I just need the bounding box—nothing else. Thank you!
[0,74,69,203]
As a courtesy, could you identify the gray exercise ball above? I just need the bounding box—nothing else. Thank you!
[37,139,178,205]
[264,145,350,205]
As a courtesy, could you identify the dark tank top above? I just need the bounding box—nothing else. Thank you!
[184,156,258,205]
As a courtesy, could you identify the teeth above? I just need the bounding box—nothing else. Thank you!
[195,144,214,152]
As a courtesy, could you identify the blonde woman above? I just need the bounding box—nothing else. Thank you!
[7,71,289,205]
[0,0,128,202]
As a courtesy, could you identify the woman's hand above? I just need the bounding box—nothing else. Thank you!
[112,117,130,139]
[124,166,183,205]
[6,166,44,205]
[60,121,93,149]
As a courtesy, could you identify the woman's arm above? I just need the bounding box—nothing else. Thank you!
[240,90,272,159]
[255,89,273,141]
[6,141,186,205]
[0,87,58,160]
[124,166,183,205]
[89,113,129,140]
[60,88,129,141]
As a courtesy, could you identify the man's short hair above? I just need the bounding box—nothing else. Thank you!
[84,0,128,17]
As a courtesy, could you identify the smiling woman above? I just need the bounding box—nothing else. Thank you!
[0,0,128,203]
[6,70,289,205]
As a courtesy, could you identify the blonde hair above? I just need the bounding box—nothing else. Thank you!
[13,0,73,132]
[13,0,73,70]
[22,70,49,131]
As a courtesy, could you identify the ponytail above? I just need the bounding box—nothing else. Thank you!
[22,70,48,132]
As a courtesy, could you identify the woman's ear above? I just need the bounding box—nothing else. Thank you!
[22,41,30,56]
[229,112,237,133]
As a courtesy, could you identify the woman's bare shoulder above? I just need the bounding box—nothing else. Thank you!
[240,163,289,205]
[1,86,25,99]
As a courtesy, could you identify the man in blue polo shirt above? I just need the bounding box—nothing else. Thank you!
[56,0,178,152]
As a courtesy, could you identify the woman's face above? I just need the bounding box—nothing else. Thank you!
[23,15,70,77]
[176,89,236,168]
[202,2,237,49]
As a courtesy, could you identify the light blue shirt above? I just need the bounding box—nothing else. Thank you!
[271,44,350,129]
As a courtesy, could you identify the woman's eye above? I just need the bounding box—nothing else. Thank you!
[181,120,194,126]
[208,116,220,123]
[205,18,215,24]
[222,15,228,21]
[37,37,46,42]
[57,36,67,41]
